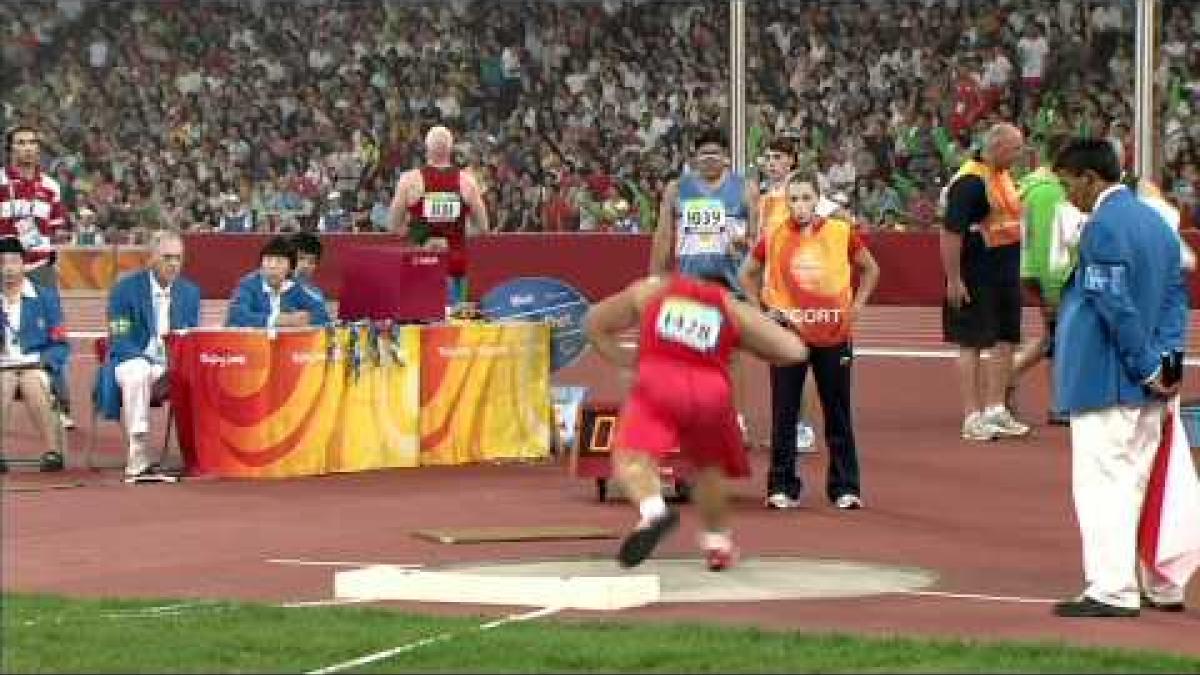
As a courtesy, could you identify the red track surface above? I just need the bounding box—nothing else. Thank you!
[3,299,1198,658]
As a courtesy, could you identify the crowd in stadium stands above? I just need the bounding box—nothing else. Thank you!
[1,0,1198,242]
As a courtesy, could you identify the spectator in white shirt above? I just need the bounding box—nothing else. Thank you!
[1016,24,1050,91]
[981,45,1014,100]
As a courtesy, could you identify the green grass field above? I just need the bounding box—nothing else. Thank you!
[2,593,1198,673]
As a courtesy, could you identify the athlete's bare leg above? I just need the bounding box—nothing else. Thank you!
[614,449,679,568]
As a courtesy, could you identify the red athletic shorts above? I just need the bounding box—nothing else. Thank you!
[612,365,748,477]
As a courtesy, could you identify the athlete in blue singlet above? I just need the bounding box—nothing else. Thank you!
[650,127,758,295]
[650,127,759,440]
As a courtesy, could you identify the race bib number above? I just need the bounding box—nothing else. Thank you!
[655,298,723,352]
[682,198,725,232]
[681,199,727,255]
[422,192,462,221]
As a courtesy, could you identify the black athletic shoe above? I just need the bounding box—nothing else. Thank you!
[617,508,679,568]
[1053,596,1139,618]
[38,451,64,472]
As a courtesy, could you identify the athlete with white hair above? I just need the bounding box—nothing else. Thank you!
[388,126,490,305]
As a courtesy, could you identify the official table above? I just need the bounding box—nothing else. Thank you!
[168,322,552,478]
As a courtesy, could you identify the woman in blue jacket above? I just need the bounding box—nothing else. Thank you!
[0,237,69,471]
[226,235,331,328]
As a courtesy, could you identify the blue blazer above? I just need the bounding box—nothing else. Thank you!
[225,271,331,328]
[295,275,328,307]
[1054,187,1190,413]
[2,280,70,386]
[93,269,202,420]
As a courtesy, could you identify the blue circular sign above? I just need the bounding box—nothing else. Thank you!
[480,277,591,372]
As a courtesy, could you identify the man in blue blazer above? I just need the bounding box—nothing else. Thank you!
[0,236,69,471]
[1051,139,1190,617]
[94,230,201,480]
[225,235,331,328]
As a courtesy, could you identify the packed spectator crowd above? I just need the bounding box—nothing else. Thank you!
[2,0,1198,242]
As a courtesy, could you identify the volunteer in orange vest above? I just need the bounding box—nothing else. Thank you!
[939,123,1030,442]
[740,170,880,510]
[757,136,821,459]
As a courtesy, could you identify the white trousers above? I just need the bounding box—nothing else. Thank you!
[1069,402,1184,608]
[115,358,166,473]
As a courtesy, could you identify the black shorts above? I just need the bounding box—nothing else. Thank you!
[942,281,1022,348]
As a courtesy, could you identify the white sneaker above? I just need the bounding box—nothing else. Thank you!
[984,408,1031,438]
[834,494,863,510]
[796,421,816,454]
[59,412,75,430]
[765,493,803,509]
[961,413,997,442]
[123,464,179,484]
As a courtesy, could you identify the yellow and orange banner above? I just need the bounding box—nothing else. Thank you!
[169,322,550,478]
[419,322,552,466]
[171,326,421,478]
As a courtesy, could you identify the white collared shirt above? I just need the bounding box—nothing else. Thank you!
[146,274,171,361]
[1,279,37,357]
[262,277,293,328]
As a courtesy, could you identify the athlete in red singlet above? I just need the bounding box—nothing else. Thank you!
[388,126,489,304]
[404,165,469,276]
[617,275,745,475]
[585,273,809,570]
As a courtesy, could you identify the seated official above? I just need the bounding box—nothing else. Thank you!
[0,237,69,472]
[94,230,201,480]
[289,231,328,307]
[226,235,331,328]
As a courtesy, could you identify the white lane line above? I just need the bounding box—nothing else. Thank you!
[306,606,562,675]
[280,598,378,609]
[898,590,1057,605]
[613,343,1200,363]
[856,348,957,359]
[855,347,1200,367]
[266,558,424,569]
[101,601,231,618]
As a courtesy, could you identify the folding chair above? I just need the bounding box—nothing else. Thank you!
[85,337,177,472]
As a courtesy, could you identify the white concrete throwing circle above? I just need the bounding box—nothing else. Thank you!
[443,557,938,603]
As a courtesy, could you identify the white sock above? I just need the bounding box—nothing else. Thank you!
[736,414,747,432]
[964,410,981,423]
[637,495,668,525]
[701,530,732,551]
[984,404,1005,417]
